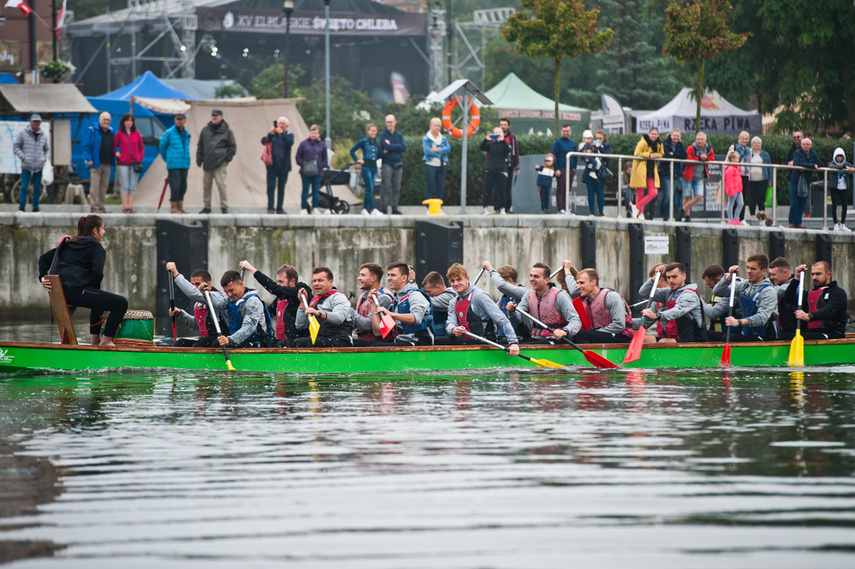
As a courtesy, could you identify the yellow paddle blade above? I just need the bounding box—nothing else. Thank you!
[787,330,804,367]
[226,359,236,371]
[530,357,567,369]
[308,315,320,345]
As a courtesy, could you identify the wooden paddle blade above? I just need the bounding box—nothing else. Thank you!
[380,313,396,339]
[623,328,646,363]
[308,315,320,345]
[787,331,804,367]
[583,349,620,369]
[719,343,731,367]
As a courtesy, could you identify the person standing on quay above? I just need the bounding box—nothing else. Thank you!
[422,117,451,206]
[13,114,49,213]
[551,124,577,214]
[261,116,294,214]
[497,118,520,212]
[350,123,382,215]
[295,125,328,214]
[197,109,236,214]
[379,114,406,215]
[113,113,144,214]
[159,114,191,214]
[82,112,114,213]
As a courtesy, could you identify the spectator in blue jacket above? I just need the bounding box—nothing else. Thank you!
[350,123,381,216]
[158,114,192,214]
[422,117,451,203]
[261,116,295,214]
[789,137,822,228]
[295,124,328,214]
[82,112,114,213]
[551,124,578,214]
[379,114,406,214]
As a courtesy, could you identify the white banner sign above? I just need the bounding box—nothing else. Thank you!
[644,235,670,255]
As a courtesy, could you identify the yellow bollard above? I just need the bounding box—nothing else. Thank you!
[422,198,443,215]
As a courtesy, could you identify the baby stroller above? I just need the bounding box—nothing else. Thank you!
[317,162,356,215]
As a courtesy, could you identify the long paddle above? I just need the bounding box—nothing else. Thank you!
[463,331,567,369]
[156,177,169,213]
[719,275,738,366]
[168,270,177,342]
[205,290,236,371]
[788,270,805,367]
[301,295,320,345]
[515,307,620,369]
[624,271,661,363]
[472,267,486,286]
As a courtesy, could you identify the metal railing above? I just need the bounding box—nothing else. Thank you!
[563,150,852,230]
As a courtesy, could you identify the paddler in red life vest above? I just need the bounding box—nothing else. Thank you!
[372,261,435,346]
[571,268,634,344]
[293,267,354,348]
[506,262,582,342]
[239,260,311,347]
[640,262,707,343]
[700,263,741,341]
[443,263,520,355]
[352,262,394,346]
[422,270,456,338]
[165,262,229,347]
[714,254,779,342]
[789,261,850,340]
[194,270,271,348]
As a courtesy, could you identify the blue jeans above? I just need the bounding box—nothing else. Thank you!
[19,169,42,209]
[789,182,807,226]
[266,161,289,211]
[424,164,446,200]
[659,176,671,219]
[361,167,377,210]
[585,178,605,215]
[301,175,321,210]
[538,184,551,212]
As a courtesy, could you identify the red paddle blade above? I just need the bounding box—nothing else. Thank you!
[583,349,621,369]
[380,313,396,339]
[719,343,731,367]
[572,297,592,330]
[623,327,646,363]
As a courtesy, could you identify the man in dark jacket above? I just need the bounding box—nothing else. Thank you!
[197,109,237,214]
[790,261,849,339]
[379,114,406,214]
[261,116,294,214]
[788,137,821,228]
[496,118,519,213]
[551,124,578,214]
[480,127,511,214]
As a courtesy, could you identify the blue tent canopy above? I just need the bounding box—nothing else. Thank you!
[100,70,196,101]
[0,73,19,84]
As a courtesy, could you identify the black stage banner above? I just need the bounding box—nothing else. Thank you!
[198,8,426,37]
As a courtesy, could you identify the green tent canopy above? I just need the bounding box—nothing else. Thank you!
[482,73,590,135]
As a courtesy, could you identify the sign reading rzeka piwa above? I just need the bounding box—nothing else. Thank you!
[197,8,426,36]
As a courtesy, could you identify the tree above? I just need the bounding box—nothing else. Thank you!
[662,0,750,131]
[503,0,613,134]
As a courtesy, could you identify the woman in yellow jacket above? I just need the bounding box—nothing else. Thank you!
[630,128,664,219]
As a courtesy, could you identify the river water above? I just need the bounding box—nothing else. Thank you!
[1,328,855,567]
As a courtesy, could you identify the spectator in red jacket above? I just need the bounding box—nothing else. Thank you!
[113,113,145,214]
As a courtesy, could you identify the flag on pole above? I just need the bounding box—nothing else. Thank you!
[4,0,32,17]
[55,0,67,36]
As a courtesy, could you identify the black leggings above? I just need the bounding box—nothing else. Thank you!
[832,190,848,224]
[745,179,768,215]
[64,286,128,337]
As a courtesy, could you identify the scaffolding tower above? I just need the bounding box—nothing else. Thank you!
[453,8,515,87]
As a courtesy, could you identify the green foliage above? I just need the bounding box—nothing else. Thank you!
[213,83,248,99]
[503,0,613,134]
[38,60,75,83]
[663,0,750,129]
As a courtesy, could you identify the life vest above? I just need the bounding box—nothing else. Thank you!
[275,298,290,340]
[194,302,211,337]
[584,288,633,337]
[454,290,496,339]
[740,284,777,338]
[310,290,353,341]
[526,287,568,338]
[658,288,706,341]
[806,286,829,330]
[227,289,272,346]
[355,290,392,341]
[392,288,434,336]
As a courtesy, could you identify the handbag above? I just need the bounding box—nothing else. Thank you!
[796,174,810,198]
[764,185,774,208]
[260,142,273,166]
[603,167,615,183]
[302,159,319,177]
[132,163,143,174]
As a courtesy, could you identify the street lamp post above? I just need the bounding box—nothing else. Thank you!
[283,0,294,98]
[324,0,331,148]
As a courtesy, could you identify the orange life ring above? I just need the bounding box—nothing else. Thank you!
[441,97,480,139]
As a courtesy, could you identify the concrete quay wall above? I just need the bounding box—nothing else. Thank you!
[2,212,853,321]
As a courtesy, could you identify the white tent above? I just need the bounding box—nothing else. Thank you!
[635,88,761,135]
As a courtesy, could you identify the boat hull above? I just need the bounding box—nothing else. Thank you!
[0,338,853,375]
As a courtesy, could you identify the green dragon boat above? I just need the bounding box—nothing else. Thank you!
[0,338,853,375]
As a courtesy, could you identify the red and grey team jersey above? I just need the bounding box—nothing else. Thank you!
[583,288,633,337]
[525,287,568,338]
[454,290,491,338]
[354,290,393,341]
